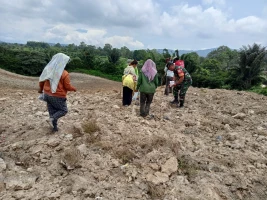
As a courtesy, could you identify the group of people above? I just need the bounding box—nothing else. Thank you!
[38,53,192,132]
[122,59,158,117]
[122,57,192,116]
[164,57,192,108]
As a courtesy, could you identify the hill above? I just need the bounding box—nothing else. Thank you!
[0,69,267,199]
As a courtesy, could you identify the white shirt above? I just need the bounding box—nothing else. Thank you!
[164,66,174,77]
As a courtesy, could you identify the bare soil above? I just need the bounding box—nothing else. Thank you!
[0,69,267,200]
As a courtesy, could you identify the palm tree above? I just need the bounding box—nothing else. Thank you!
[232,43,266,89]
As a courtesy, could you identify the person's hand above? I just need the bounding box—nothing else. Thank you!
[73,88,77,92]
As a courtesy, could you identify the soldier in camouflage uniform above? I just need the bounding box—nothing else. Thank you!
[167,62,192,107]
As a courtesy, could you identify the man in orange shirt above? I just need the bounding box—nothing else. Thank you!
[38,53,76,132]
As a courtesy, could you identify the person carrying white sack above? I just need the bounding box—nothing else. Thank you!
[38,53,76,132]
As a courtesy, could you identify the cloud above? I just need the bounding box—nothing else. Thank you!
[202,0,225,6]
[156,3,267,49]
[104,36,144,49]
[0,0,266,50]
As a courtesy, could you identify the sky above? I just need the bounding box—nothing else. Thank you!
[0,0,266,50]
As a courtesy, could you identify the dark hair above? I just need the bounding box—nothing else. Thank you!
[166,62,173,69]
[173,57,179,63]
[130,60,138,65]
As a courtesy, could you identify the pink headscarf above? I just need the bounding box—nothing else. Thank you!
[141,59,157,81]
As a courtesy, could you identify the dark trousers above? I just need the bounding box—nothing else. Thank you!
[140,92,154,117]
[44,94,68,126]
[164,76,173,95]
[122,86,133,106]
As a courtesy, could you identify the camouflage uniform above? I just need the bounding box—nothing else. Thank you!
[172,66,192,107]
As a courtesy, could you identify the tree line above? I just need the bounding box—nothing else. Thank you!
[0,41,267,94]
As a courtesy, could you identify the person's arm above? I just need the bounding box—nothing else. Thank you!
[136,73,142,91]
[154,73,159,88]
[175,71,184,85]
[63,74,76,92]
[38,82,45,93]
[131,67,136,76]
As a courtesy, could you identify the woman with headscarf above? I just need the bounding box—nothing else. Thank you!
[122,60,138,106]
[38,53,76,132]
[136,59,158,117]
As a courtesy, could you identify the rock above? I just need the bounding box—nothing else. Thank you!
[111,159,120,168]
[149,163,160,170]
[248,110,255,115]
[5,173,38,190]
[161,157,178,176]
[73,122,83,135]
[47,137,60,147]
[61,147,81,170]
[43,112,49,116]
[226,132,238,141]
[35,111,43,117]
[31,145,43,154]
[224,124,231,132]
[77,144,88,156]
[65,134,73,141]
[146,172,169,185]
[0,158,6,172]
[113,105,120,109]
[71,175,90,192]
[232,113,246,120]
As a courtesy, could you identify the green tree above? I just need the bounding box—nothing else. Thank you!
[163,48,171,58]
[108,48,120,64]
[181,52,199,74]
[103,43,112,56]
[230,43,267,89]
[207,46,239,70]
[120,46,132,58]
[133,49,148,61]
[175,49,179,59]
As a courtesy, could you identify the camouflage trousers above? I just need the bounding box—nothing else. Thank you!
[173,79,192,103]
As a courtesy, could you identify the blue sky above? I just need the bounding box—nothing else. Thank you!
[0,0,266,50]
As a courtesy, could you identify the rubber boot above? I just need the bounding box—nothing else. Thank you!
[179,100,184,108]
[170,96,179,104]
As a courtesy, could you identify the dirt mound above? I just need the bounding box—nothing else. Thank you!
[0,69,267,199]
[0,68,121,91]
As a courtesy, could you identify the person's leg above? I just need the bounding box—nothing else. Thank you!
[122,86,128,106]
[179,82,191,107]
[145,93,154,116]
[127,88,133,105]
[171,85,179,104]
[124,87,133,106]
[164,76,169,95]
[48,96,68,131]
[168,77,173,93]
[140,92,147,117]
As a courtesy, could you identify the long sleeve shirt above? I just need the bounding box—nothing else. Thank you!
[39,70,76,98]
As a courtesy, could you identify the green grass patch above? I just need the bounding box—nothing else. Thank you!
[248,85,267,96]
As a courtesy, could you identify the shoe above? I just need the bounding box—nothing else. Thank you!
[52,119,58,131]
[46,118,54,128]
[52,127,58,132]
[170,100,179,104]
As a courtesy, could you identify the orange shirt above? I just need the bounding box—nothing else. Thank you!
[39,70,76,98]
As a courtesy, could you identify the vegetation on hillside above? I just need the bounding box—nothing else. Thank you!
[0,41,266,94]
